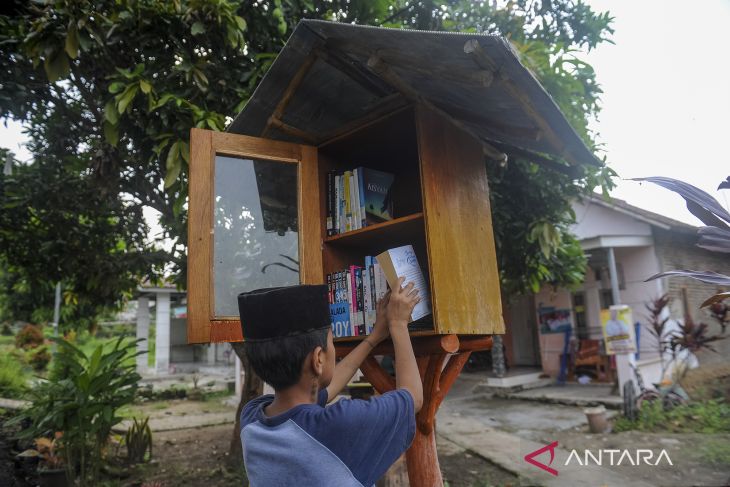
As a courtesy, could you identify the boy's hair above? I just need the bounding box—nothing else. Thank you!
[243,328,329,390]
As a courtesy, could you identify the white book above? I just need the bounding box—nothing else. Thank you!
[376,245,432,322]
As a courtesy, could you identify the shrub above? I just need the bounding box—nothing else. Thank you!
[15,324,44,350]
[1,323,12,336]
[615,399,730,434]
[12,336,142,486]
[29,346,52,372]
[0,354,29,397]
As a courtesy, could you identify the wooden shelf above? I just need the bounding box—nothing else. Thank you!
[324,213,424,247]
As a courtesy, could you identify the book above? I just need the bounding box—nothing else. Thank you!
[375,245,431,322]
[352,169,361,230]
[334,174,341,234]
[343,171,352,232]
[326,171,334,236]
[358,167,395,223]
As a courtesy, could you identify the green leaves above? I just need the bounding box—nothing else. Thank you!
[43,49,70,82]
[191,21,205,35]
[65,24,80,59]
[165,139,189,189]
[116,83,139,114]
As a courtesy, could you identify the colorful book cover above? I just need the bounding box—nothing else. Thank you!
[330,302,352,338]
[358,167,394,223]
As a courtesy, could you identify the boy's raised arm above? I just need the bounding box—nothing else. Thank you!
[325,293,391,402]
[386,277,423,412]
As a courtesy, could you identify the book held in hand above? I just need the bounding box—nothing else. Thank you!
[376,245,432,322]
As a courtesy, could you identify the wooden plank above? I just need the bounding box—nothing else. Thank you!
[299,144,324,285]
[416,105,504,335]
[211,132,301,163]
[324,213,423,244]
[335,334,458,359]
[210,320,243,342]
[187,128,213,344]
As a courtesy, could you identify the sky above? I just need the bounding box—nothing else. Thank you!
[581,0,730,224]
[2,0,729,229]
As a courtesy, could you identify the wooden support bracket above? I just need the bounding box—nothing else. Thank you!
[337,334,494,487]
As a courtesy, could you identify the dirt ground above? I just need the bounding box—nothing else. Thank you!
[117,424,518,487]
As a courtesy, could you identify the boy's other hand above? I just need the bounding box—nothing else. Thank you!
[386,277,420,329]
[369,291,391,344]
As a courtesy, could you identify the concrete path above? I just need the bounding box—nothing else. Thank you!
[503,384,623,409]
[437,406,655,487]
[0,398,29,410]
[115,411,234,433]
[436,376,654,487]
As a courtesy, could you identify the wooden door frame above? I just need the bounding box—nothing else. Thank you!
[187,128,322,344]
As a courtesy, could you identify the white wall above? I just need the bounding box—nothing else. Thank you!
[572,200,652,240]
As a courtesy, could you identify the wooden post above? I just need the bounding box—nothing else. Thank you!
[338,334,493,487]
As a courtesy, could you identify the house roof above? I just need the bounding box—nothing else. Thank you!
[228,20,600,169]
[584,195,697,233]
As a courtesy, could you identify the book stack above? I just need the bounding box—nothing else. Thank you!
[326,167,395,236]
[328,256,389,338]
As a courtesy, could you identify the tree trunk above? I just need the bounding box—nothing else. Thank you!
[228,342,264,467]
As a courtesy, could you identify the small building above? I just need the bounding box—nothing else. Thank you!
[503,195,730,380]
[134,284,233,375]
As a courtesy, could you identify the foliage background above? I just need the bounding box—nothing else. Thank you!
[0,0,616,326]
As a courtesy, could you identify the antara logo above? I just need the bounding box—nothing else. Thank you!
[524,442,673,476]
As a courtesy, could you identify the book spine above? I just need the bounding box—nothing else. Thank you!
[326,171,334,236]
[362,257,371,334]
[343,171,352,232]
[352,169,362,230]
[332,174,340,233]
[357,167,367,228]
[369,261,376,309]
[356,267,364,335]
[345,268,356,336]
[327,273,332,304]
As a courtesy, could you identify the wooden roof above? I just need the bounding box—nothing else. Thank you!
[228,20,601,169]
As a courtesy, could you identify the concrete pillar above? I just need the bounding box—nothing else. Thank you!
[235,354,243,397]
[136,296,150,374]
[606,247,635,396]
[606,247,621,306]
[155,292,171,374]
[207,343,216,365]
[491,334,506,378]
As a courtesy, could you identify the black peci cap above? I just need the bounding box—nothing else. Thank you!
[237,285,330,342]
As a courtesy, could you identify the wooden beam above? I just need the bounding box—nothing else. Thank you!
[318,94,410,146]
[267,116,319,144]
[463,39,582,167]
[366,55,507,163]
[335,333,459,359]
[492,142,581,177]
[262,52,318,139]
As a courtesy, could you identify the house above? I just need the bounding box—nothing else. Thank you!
[502,195,730,382]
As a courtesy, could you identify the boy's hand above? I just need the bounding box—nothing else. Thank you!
[368,291,391,344]
[386,277,420,329]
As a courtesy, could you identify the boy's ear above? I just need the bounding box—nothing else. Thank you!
[311,346,325,376]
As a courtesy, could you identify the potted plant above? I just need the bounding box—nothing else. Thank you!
[16,434,67,487]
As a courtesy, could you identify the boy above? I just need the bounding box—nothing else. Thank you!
[237,277,422,487]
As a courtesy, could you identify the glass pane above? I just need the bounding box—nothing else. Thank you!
[213,155,299,317]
